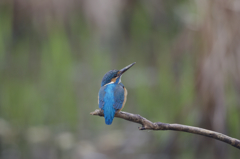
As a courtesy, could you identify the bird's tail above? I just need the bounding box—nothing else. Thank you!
[103,106,116,125]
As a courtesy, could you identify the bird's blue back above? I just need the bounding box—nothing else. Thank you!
[99,83,125,125]
[99,62,135,125]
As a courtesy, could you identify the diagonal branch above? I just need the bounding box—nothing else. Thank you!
[90,109,240,149]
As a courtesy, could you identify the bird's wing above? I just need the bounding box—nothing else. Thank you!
[113,84,125,110]
[98,86,105,109]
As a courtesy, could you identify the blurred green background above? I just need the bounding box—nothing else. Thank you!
[0,0,240,159]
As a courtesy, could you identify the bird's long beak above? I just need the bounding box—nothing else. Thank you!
[118,62,136,76]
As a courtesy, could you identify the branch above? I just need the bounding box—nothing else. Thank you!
[90,109,240,149]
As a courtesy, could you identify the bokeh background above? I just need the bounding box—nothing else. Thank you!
[0,0,240,159]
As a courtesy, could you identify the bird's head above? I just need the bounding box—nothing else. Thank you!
[101,62,136,86]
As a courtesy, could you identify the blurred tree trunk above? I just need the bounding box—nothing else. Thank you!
[81,0,126,63]
[12,0,31,40]
[170,0,240,158]
[195,0,240,158]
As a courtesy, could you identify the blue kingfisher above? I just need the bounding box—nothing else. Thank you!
[98,62,136,125]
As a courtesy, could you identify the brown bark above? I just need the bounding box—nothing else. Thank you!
[91,109,240,149]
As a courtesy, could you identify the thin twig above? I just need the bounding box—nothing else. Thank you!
[90,109,240,149]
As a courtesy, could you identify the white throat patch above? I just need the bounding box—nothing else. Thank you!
[104,81,114,86]
[118,75,122,84]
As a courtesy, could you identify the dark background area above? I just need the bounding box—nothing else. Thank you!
[0,0,240,158]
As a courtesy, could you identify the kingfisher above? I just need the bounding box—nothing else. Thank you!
[98,62,136,125]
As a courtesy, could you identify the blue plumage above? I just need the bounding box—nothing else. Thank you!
[101,70,119,87]
[113,84,125,110]
[98,62,136,125]
[99,83,125,125]
[98,87,105,109]
[103,106,116,125]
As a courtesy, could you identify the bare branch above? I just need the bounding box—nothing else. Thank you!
[90,109,240,149]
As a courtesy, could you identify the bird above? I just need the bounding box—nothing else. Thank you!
[98,62,136,125]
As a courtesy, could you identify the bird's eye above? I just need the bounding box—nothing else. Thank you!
[114,74,117,78]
